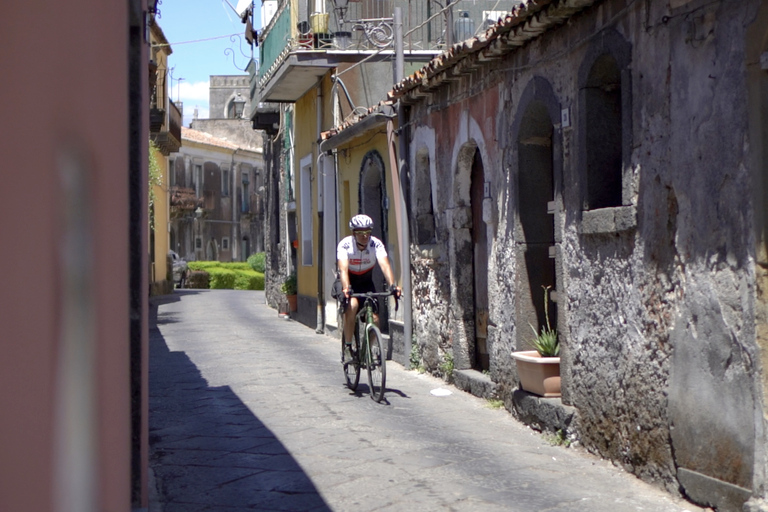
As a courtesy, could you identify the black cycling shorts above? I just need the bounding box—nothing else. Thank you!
[348,270,376,295]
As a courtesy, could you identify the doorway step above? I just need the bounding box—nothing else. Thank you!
[453,369,496,400]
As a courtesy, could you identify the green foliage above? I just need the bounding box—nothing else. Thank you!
[544,429,571,447]
[409,341,425,373]
[529,285,560,357]
[439,351,454,379]
[247,252,266,273]
[208,268,237,289]
[186,261,264,290]
[148,139,163,230]
[281,273,297,295]
[234,269,264,290]
[486,398,505,409]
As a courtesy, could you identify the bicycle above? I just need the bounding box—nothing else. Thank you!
[340,289,398,402]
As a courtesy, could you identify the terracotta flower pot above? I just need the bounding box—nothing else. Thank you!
[286,294,298,312]
[511,350,561,398]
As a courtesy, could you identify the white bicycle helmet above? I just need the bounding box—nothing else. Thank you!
[349,214,373,231]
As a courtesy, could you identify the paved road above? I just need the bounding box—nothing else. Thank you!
[149,290,707,512]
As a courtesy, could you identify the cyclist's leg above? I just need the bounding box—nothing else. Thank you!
[366,324,386,402]
[343,297,359,348]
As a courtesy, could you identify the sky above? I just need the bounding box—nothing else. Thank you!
[156,0,261,126]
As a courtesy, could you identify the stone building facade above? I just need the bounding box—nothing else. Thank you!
[170,127,263,263]
[387,0,768,510]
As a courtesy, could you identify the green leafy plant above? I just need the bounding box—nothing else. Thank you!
[439,350,454,380]
[544,429,571,447]
[247,252,266,273]
[529,285,559,357]
[486,398,504,409]
[148,139,163,230]
[186,261,264,290]
[410,340,425,373]
[281,273,297,295]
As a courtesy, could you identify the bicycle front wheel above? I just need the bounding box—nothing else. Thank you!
[366,325,386,402]
[342,323,360,390]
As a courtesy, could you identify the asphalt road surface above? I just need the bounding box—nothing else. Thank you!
[148,289,707,512]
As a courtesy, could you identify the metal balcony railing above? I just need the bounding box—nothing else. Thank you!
[258,0,518,84]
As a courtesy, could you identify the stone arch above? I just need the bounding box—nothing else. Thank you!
[510,75,564,374]
[413,146,436,244]
[447,110,493,371]
[358,149,390,331]
[358,149,388,247]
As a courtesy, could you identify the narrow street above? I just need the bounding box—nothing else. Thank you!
[149,290,705,512]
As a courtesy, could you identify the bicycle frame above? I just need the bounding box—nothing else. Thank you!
[353,294,384,367]
[341,290,396,402]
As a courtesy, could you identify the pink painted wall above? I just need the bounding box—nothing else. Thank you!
[0,1,147,510]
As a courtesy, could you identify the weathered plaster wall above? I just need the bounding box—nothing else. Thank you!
[406,0,766,505]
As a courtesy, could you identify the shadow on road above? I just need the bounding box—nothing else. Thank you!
[149,322,331,511]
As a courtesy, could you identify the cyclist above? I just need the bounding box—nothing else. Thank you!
[337,214,401,353]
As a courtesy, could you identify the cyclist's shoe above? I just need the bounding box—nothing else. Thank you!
[342,343,358,365]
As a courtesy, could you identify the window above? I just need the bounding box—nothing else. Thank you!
[222,237,230,250]
[578,30,632,214]
[585,54,623,209]
[195,236,202,250]
[241,172,250,213]
[222,169,230,196]
[413,147,436,244]
[194,164,203,197]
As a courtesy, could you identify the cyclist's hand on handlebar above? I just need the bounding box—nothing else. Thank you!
[343,287,353,298]
[389,284,402,299]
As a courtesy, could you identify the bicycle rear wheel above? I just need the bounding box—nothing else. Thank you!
[366,325,386,402]
[342,324,360,390]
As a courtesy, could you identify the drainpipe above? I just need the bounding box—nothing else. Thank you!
[230,148,240,259]
[391,8,412,368]
[316,85,325,334]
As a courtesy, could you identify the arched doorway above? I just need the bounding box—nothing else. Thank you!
[517,100,557,346]
[470,147,489,371]
[358,150,389,332]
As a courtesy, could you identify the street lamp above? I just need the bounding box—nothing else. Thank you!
[232,93,246,118]
[332,0,349,23]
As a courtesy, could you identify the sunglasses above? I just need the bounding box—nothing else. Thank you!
[354,230,372,235]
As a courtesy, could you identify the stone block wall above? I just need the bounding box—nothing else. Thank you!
[402,0,768,508]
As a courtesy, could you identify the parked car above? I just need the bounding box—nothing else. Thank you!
[169,250,188,288]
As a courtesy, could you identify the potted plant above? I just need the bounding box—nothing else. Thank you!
[511,286,561,397]
[281,272,298,312]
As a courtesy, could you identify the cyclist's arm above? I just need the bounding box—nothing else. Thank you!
[338,257,351,295]
[377,254,397,289]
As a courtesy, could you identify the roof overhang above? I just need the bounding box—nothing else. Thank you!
[319,104,395,153]
[258,50,439,103]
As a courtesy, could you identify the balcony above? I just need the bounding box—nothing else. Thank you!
[169,186,203,218]
[258,0,476,103]
[153,100,182,155]
[247,58,281,133]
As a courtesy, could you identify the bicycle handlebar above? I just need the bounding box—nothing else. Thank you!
[347,290,398,299]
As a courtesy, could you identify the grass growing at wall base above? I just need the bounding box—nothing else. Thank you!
[188,261,265,290]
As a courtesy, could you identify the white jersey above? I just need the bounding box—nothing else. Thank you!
[337,235,387,275]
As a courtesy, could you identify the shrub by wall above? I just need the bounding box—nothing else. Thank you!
[187,261,264,291]
[234,270,264,290]
[247,252,266,273]
[186,270,210,289]
[208,268,237,289]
